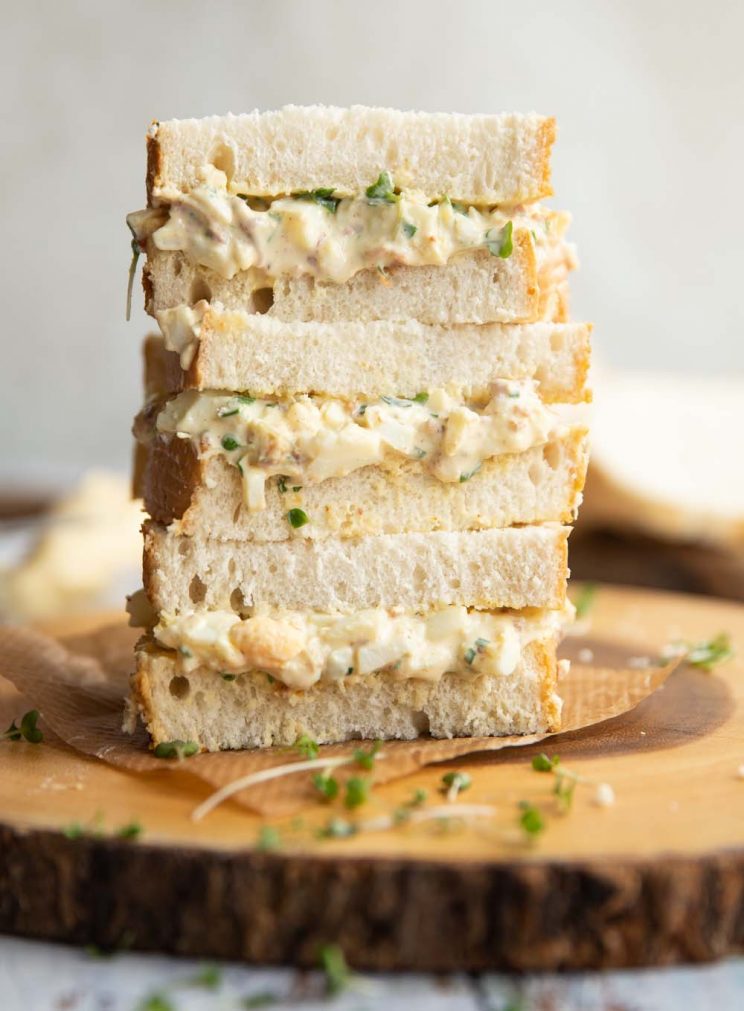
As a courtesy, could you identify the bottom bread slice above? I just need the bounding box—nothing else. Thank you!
[130,637,562,750]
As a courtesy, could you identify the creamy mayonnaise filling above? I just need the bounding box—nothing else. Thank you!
[155,604,570,691]
[153,381,563,511]
[127,166,566,285]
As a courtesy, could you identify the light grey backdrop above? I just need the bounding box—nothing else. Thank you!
[2,0,742,486]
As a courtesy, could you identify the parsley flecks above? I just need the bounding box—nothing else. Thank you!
[402,220,417,238]
[412,392,429,404]
[217,406,239,417]
[237,394,255,405]
[572,582,597,619]
[313,771,339,801]
[485,220,513,258]
[686,632,734,671]
[459,464,482,483]
[117,821,143,840]
[441,771,472,801]
[296,187,341,213]
[366,170,399,204]
[295,733,320,760]
[257,825,282,852]
[353,740,382,769]
[319,943,352,995]
[344,776,370,809]
[288,507,309,529]
[153,739,199,760]
[221,434,241,451]
[3,709,43,744]
[126,238,140,322]
[532,752,560,773]
[519,801,545,837]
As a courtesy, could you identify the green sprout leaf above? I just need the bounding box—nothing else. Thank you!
[295,734,320,759]
[412,391,429,403]
[3,709,43,744]
[572,582,597,619]
[319,943,351,996]
[344,776,370,809]
[686,632,734,671]
[296,187,341,213]
[532,753,560,773]
[519,801,545,837]
[287,507,309,529]
[352,740,381,769]
[221,434,241,451]
[153,740,199,760]
[366,170,399,205]
[485,220,513,258]
[313,771,340,801]
[441,771,472,800]
[117,821,143,840]
[553,773,577,813]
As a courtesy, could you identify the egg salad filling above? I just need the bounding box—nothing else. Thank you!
[153,380,563,512]
[155,604,570,691]
[127,166,568,286]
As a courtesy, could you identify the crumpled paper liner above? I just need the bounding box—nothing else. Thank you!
[0,620,676,815]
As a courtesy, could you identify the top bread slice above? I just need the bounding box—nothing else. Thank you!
[147,106,555,205]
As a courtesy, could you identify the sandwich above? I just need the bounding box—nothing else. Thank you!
[125,105,591,751]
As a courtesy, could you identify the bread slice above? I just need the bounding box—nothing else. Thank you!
[146,106,555,206]
[142,522,570,614]
[138,428,588,542]
[144,239,551,325]
[131,634,561,749]
[145,314,592,403]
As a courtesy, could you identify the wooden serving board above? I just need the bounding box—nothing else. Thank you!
[0,584,743,972]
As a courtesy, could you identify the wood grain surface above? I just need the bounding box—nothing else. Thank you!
[0,584,743,971]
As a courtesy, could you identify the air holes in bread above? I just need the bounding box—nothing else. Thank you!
[190,278,212,304]
[230,587,246,615]
[528,460,543,486]
[550,330,566,353]
[543,442,561,470]
[189,575,207,604]
[169,675,190,700]
[252,287,274,314]
[209,142,236,185]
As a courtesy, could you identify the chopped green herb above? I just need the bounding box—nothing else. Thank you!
[344,776,370,809]
[532,752,560,773]
[353,740,382,769]
[459,464,482,483]
[402,220,417,238]
[412,391,429,404]
[485,220,513,258]
[237,394,255,405]
[318,816,356,839]
[217,405,239,417]
[117,820,143,840]
[287,507,309,529]
[296,187,341,213]
[295,734,320,760]
[277,476,288,494]
[319,943,351,996]
[221,435,241,451]
[188,964,222,990]
[243,994,279,1008]
[3,709,43,744]
[366,170,399,205]
[451,200,469,215]
[519,801,545,837]
[126,238,140,322]
[153,740,199,760]
[313,771,340,801]
[346,666,354,675]
[686,632,734,671]
[177,645,192,657]
[137,993,174,1011]
[257,825,282,852]
[464,647,476,665]
[572,582,597,619]
[441,771,472,800]
[292,485,302,492]
[221,672,237,681]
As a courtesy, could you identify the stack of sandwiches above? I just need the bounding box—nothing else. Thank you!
[126,106,590,751]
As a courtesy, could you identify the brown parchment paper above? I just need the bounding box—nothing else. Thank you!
[0,620,677,815]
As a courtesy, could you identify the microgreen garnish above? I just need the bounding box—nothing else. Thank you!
[319,943,352,996]
[459,464,482,483]
[532,752,560,773]
[366,170,399,205]
[153,740,199,760]
[221,435,241,451]
[441,771,472,801]
[485,220,513,258]
[572,582,597,619]
[63,822,84,840]
[412,391,429,403]
[126,238,140,322]
[117,820,143,840]
[353,740,382,769]
[137,993,174,1011]
[402,220,417,238]
[553,771,578,813]
[318,817,357,839]
[313,771,340,801]
[296,187,341,213]
[682,632,733,671]
[257,825,282,852]
[3,709,43,744]
[288,507,309,529]
[519,801,545,837]
[295,734,320,760]
[188,964,222,990]
[344,777,370,809]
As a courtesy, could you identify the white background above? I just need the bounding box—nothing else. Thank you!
[1,0,742,486]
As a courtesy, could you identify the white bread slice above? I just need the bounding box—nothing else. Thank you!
[138,429,588,542]
[583,371,744,548]
[143,239,554,326]
[143,522,570,615]
[146,106,555,206]
[132,635,561,749]
[145,314,591,403]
